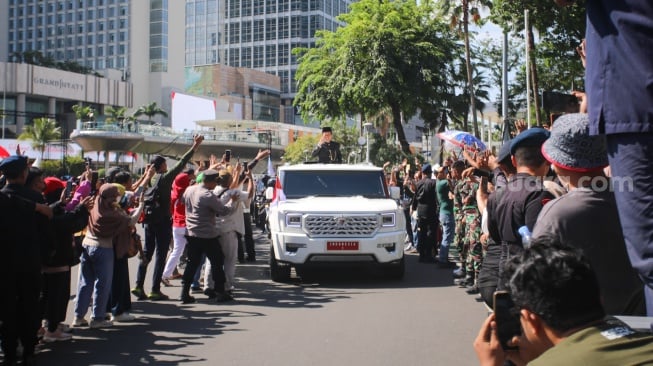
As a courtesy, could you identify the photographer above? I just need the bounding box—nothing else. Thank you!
[473,237,653,366]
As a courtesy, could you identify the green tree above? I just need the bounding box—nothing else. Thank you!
[18,117,61,160]
[133,102,169,124]
[294,0,457,154]
[490,0,585,125]
[439,0,493,137]
[283,134,320,164]
[72,104,96,121]
[104,106,127,124]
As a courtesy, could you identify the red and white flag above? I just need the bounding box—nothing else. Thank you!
[271,176,285,206]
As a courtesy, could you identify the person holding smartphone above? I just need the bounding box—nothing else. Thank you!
[473,237,653,366]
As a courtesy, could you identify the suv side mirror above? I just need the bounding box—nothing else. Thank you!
[389,186,401,200]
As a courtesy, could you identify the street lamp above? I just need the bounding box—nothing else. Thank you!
[363,122,373,164]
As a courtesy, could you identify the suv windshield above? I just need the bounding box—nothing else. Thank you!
[283,170,387,199]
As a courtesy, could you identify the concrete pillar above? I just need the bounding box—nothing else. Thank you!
[48,97,56,117]
[16,93,25,134]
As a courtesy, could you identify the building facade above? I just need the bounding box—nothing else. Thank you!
[1,0,184,127]
[184,0,351,125]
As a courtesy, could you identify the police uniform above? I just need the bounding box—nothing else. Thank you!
[487,128,554,290]
[0,156,43,364]
[311,127,342,163]
[412,164,439,262]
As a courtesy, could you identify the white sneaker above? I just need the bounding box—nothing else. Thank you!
[89,319,113,329]
[43,330,73,342]
[58,323,72,333]
[72,317,88,327]
[111,312,136,322]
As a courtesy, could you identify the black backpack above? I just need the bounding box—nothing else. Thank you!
[143,175,164,223]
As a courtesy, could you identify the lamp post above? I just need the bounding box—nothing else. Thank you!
[363,122,373,164]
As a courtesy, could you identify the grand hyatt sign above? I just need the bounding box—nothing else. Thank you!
[33,77,85,92]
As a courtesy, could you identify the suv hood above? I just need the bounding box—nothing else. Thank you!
[275,196,399,213]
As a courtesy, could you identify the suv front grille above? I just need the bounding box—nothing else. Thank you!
[304,215,378,237]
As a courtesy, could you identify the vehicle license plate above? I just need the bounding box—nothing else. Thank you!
[327,241,359,250]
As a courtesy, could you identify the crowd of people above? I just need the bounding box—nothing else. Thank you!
[382,112,653,365]
[0,133,272,365]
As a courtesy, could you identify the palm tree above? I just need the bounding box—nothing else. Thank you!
[133,102,168,124]
[72,104,95,121]
[18,117,61,160]
[440,0,492,138]
[104,106,127,124]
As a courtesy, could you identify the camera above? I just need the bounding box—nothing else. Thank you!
[493,291,522,350]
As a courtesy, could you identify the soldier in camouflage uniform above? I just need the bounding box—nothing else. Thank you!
[451,161,467,277]
[455,176,481,289]
[462,184,482,293]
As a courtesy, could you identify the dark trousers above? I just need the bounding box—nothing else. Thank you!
[243,212,256,258]
[182,236,226,295]
[43,271,71,332]
[137,220,172,292]
[109,256,132,315]
[416,216,438,261]
[403,207,413,244]
[0,270,41,362]
[607,133,653,316]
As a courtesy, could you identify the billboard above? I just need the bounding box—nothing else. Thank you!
[170,92,216,132]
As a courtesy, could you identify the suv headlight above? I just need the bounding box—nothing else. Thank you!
[381,212,396,227]
[285,213,302,227]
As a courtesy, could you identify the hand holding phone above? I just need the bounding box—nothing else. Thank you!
[64,180,74,199]
[493,291,521,351]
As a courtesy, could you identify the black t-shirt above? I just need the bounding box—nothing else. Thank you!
[491,173,554,246]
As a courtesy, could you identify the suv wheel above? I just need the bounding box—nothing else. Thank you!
[388,257,405,280]
[270,245,291,282]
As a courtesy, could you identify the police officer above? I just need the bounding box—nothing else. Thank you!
[311,126,342,163]
[412,164,439,263]
[487,128,555,290]
[0,155,53,365]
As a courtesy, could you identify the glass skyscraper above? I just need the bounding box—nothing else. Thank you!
[184,0,351,124]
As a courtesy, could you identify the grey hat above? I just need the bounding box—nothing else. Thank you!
[202,169,219,178]
[542,113,608,172]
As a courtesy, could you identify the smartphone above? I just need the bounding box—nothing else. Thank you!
[480,176,488,194]
[493,291,521,351]
[225,149,231,162]
[64,180,73,198]
[242,161,248,171]
[542,91,579,113]
[134,186,144,197]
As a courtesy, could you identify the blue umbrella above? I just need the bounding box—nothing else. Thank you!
[436,130,487,152]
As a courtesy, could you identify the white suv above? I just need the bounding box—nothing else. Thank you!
[267,164,405,282]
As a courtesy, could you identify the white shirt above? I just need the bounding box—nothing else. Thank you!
[214,186,249,235]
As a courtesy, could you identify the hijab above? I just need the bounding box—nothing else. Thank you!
[87,184,129,238]
[171,172,191,207]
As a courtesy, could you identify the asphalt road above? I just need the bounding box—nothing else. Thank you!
[39,229,488,366]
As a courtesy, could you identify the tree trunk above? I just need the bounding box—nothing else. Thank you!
[463,0,479,137]
[527,27,542,126]
[390,102,410,155]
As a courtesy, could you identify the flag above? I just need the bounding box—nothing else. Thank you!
[271,175,285,207]
[267,155,275,176]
